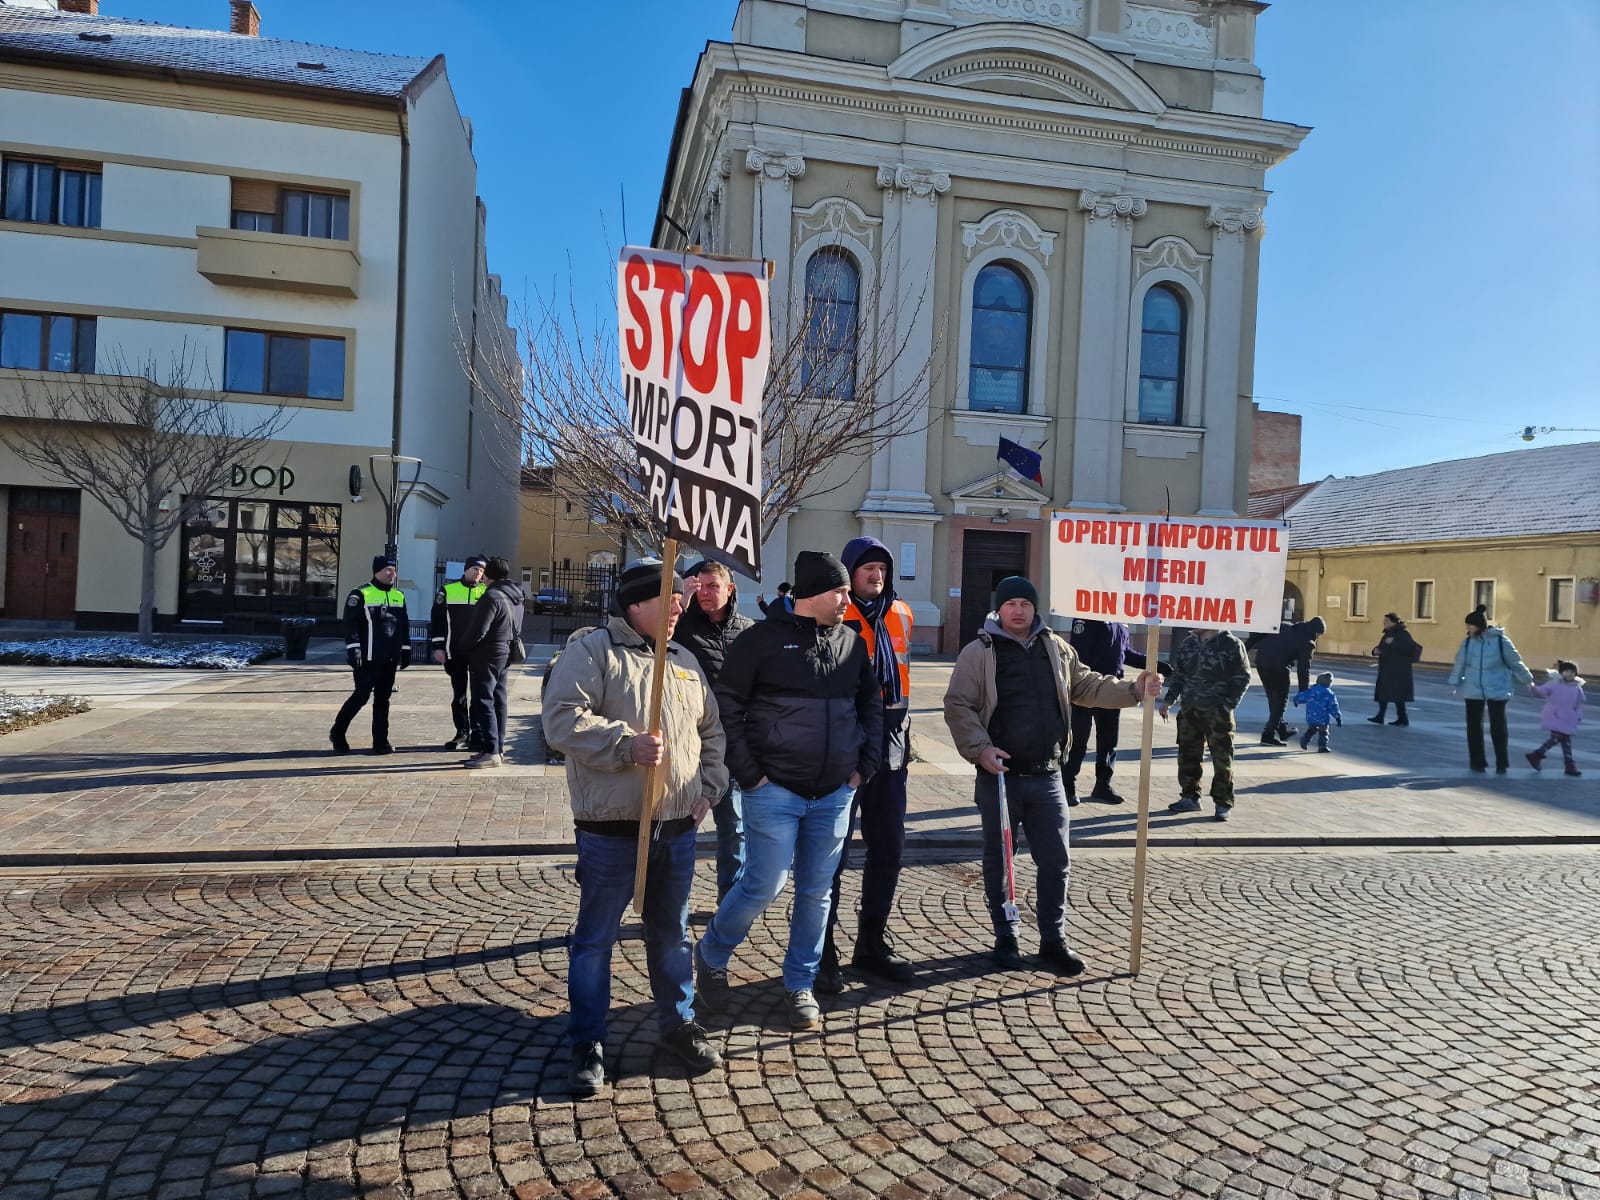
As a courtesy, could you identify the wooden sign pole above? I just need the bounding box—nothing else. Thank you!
[1129,620,1161,974]
[633,540,679,915]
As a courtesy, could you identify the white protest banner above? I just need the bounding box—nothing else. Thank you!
[1049,511,1289,633]
[617,246,770,579]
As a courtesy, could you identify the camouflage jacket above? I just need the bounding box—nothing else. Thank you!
[1162,631,1250,712]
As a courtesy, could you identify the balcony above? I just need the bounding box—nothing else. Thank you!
[195,227,359,298]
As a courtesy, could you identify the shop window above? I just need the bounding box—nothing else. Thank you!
[801,247,859,400]
[1349,581,1368,618]
[1137,285,1186,425]
[968,263,1031,414]
[224,329,345,400]
[0,310,96,372]
[1413,579,1434,621]
[2,157,101,228]
[1548,576,1575,624]
[180,498,341,620]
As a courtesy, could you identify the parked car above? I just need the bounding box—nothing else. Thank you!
[532,587,571,614]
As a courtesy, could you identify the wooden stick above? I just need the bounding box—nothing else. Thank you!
[1129,621,1161,974]
[633,540,679,915]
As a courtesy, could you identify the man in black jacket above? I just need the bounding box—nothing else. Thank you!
[695,551,882,1033]
[460,557,525,769]
[429,554,488,750]
[330,554,411,755]
[1250,616,1326,746]
[672,559,755,899]
[1064,619,1167,805]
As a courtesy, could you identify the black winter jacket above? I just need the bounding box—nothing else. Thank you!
[714,601,883,798]
[1250,616,1326,691]
[671,587,754,686]
[462,580,526,669]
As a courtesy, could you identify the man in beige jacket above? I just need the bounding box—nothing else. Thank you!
[943,577,1158,975]
[542,559,729,1096]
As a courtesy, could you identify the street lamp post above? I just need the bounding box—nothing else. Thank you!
[369,454,424,560]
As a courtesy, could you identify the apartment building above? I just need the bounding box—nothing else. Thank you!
[0,0,518,631]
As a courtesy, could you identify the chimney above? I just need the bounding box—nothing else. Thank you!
[57,0,101,13]
[229,1,261,36]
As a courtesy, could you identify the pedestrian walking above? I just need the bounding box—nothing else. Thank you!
[671,559,754,900]
[694,551,882,1033]
[818,536,917,994]
[1448,604,1534,774]
[330,554,411,755]
[1064,618,1168,805]
[1292,671,1342,751]
[540,559,728,1096]
[943,577,1157,974]
[1159,627,1251,820]
[1369,612,1419,726]
[1248,616,1325,745]
[428,554,488,750]
[459,557,525,768]
[1525,660,1584,777]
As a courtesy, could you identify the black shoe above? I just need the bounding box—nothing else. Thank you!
[694,943,730,1014]
[1367,715,1385,724]
[442,735,469,751]
[1260,735,1288,747]
[371,743,393,756]
[852,921,914,984]
[1037,942,1085,977]
[1066,793,1081,807]
[992,935,1023,970]
[1470,765,1486,773]
[1390,719,1409,726]
[1495,765,1508,775]
[661,1021,722,1074]
[329,729,350,754]
[814,940,844,996]
[1089,786,1124,804]
[569,1041,605,1097]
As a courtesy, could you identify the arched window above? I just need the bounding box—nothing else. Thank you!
[801,248,859,400]
[1137,285,1185,425]
[969,263,1031,414]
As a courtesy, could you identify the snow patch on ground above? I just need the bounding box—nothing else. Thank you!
[0,691,91,733]
[0,638,280,671]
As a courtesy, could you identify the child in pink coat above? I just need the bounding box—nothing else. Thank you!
[1526,660,1585,777]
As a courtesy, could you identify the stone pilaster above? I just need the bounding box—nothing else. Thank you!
[1197,205,1261,515]
[745,147,805,345]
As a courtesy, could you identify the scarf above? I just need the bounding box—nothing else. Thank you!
[853,590,904,708]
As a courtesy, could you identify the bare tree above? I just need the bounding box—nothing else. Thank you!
[465,241,939,562]
[0,349,292,637]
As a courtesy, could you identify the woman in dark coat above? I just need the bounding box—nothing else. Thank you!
[1369,612,1418,725]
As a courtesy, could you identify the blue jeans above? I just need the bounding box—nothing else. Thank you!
[974,771,1072,942]
[700,779,853,991]
[711,782,745,898]
[567,827,696,1045]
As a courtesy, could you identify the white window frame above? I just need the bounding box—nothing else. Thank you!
[1125,236,1208,428]
[789,198,880,402]
[956,239,1053,416]
[1546,575,1576,625]
[1413,579,1435,622]
[1471,578,1496,621]
[1348,580,1369,620]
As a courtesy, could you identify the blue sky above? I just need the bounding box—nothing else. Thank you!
[127,0,1600,483]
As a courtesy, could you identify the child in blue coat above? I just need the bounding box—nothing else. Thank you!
[1293,671,1342,752]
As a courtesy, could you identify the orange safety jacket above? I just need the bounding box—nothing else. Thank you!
[842,596,913,703]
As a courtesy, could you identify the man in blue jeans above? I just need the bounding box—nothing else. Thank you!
[695,551,883,1032]
[542,560,729,1096]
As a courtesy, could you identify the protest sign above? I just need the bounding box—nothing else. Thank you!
[617,246,770,579]
[1049,512,1289,633]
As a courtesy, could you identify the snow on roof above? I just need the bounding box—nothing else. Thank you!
[1283,441,1600,550]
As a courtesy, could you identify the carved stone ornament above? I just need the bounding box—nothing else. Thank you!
[1205,205,1264,236]
[745,148,806,187]
[1078,190,1148,223]
[962,209,1057,266]
[1134,235,1207,281]
[876,164,952,204]
[948,0,1084,27]
[1122,2,1216,53]
[795,197,881,253]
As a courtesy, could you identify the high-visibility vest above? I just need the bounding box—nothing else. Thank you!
[346,583,409,662]
[843,597,913,701]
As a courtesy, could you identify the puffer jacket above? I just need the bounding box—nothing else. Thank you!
[943,615,1143,766]
[1448,627,1534,701]
[541,616,728,822]
[1162,630,1251,711]
[671,583,754,685]
[1533,676,1586,736]
[714,600,883,798]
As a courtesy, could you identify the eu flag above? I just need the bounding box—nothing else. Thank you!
[996,436,1043,485]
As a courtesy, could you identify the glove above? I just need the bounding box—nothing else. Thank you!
[400,643,413,670]
[346,647,362,670]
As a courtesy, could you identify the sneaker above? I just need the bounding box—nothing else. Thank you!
[661,1021,722,1073]
[370,743,393,756]
[1525,752,1543,772]
[1214,805,1232,822]
[442,735,470,751]
[991,934,1023,970]
[1167,796,1202,814]
[329,729,350,754]
[1088,786,1125,805]
[786,988,821,1032]
[694,943,730,1014]
[1317,746,1331,753]
[568,1041,605,1097]
[814,941,844,996]
[464,753,503,769]
[1260,734,1288,747]
[1037,942,1086,977]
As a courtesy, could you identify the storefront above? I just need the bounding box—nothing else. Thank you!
[178,496,342,625]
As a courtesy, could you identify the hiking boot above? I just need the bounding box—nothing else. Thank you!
[786,988,822,1031]
[661,1022,722,1074]
[992,934,1023,970]
[370,743,393,756]
[1167,796,1202,814]
[1214,805,1232,822]
[814,938,844,996]
[1089,785,1124,804]
[1037,942,1086,977]
[1566,765,1583,777]
[1525,751,1543,772]
[329,729,350,754]
[852,918,914,983]
[568,1042,605,1097]
[694,943,730,1014]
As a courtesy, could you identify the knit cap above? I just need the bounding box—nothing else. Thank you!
[791,551,850,599]
[994,576,1038,610]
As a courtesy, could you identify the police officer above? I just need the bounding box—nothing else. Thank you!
[330,554,412,755]
[429,554,488,750]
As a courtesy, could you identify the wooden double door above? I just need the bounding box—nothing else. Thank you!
[4,488,80,621]
[957,529,1029,649]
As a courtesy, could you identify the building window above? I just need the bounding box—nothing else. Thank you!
[1414,579,1435,621]
[1349,581,1368,619]
[969,263,1031,414]
[800,248,859,401]
[229,179,348,240]
[180,499,341,620]
[0,310,96,372]
[224,329,345,400]
[1137,285,1186,425]
[1471,579,1495,620]
[1548,577,1575,624]
[2,157,102,228]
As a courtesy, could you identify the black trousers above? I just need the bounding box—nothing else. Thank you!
[333,661,398,745]
[1258,665,1291,735]
[1065,705,1121,788]
[469,655,510,754]
[445,658,470,736]
[826,762,909,931]
[1464,699,1509,771]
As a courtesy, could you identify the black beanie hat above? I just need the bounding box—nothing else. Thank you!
[994,576,1038,610]
[1465,604,1488,629]
[614,559,686,614]
[791,551,850,599]
[372,554,396,573]
[464,554,488,570]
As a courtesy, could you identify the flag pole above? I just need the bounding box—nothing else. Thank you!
[633,541,679,915]
[1129,620,1160,973]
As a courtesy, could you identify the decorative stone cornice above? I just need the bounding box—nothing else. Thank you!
[949,0,1083,26]
[1078,191,1148,223]
[961,208,1057,266]
[795,197,880,253]
[1205,205,1264,236]
[876,164,952,205]
[1134,235,1208,281]
[1123,2,1216,54]
[745,148,805,187]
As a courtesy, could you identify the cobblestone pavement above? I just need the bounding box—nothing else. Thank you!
[2,847,1597,1198]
